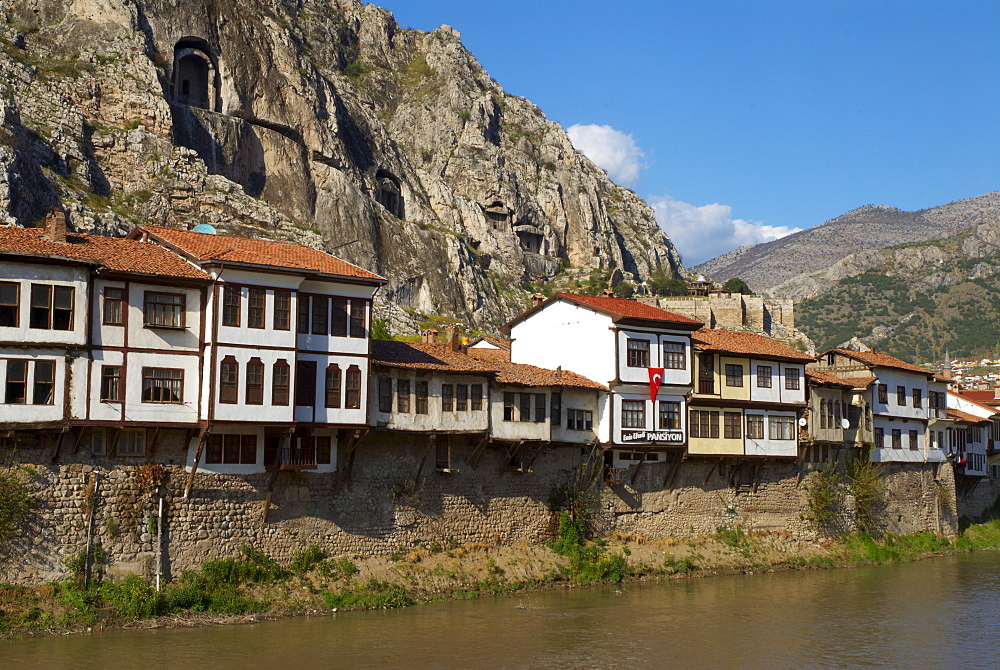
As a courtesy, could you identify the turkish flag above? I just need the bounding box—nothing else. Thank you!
[648,367,664,403]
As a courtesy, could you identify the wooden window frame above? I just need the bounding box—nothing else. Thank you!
[518,393,531,422]
[756,365,773,389]
[221,285,241,327]
[248,289,266,329]
[297,294,311,334]
[32,360,55,405]
[659,401,680,430]
[663,341,685,370]
[533,393,546,424]
[100,365,122,403]
[142,367,184,404]
[345,365,362,409]
[725,364,743,387]
[378,377,392,413]
[784,368,800,391]
[878,384,888,404]
[219,356,239,404]
[723,411,742,439]
[349,300,366,338]
[745,414,764,440]
[442,384,454,412]
[550,391,561,426]
[908,429,919,450]
[273,290,291,330]
[4,359,27,404]
[896,386,906,406]
[768,415,795,440]
[330,297,348,337]
[144,291,185,329]
[311,296,328,335]
[246,358,264,405]
[456,384,468,411]
[397,378,410,413]
[471,384,484,411]
[416,381,428,414]
[503,392,515,421]
[626,339,650,368]
[30,284,74,331]
[621,400,645,429]
[206,433,258,465]
[272,360,290,406]
[324,364,341,408]
[912,388,921,408]
[0,281,18,328]
[102,286,125,326]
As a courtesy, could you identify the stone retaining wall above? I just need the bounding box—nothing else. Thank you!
[0,433,969,585]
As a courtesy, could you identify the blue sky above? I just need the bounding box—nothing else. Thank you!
[386,1,1000,265]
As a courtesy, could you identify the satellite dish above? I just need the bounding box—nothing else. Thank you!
[798,418,807,427]
[841,418,850,429]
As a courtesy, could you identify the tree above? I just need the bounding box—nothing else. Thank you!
[647,267,687,296]
[613,281,634,299]
[371,317,393,341]
[722,277,752,295]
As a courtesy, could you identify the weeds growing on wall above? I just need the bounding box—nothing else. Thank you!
[804,467,842,533]
[846,453,886,535]
[549,447,603,523]
[0,461,33,541]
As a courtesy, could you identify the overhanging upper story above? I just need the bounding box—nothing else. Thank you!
[132,225,386,428]
[809,348,949,422]
[504,292,702,390]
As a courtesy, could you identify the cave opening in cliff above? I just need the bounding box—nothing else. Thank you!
[172,38,219,112]
[375,170,404,219]
[484,201,510,230]
[516,230,543,254]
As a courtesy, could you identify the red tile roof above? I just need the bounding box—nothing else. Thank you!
[0,227,210,280]
[947,408,990,424]
[372,341,495,374]
[955,390,1000,405]
[138,225,384,281]
[693,329,814,362]
[837,376,878,389]
[372,342,606,390]
[825,348,937,377]
[468,349,606,390]
[806,370,857,388]
[556,293,702,326]
[948,390,1000,415]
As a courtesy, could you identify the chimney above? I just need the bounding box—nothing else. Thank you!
[445,326,460,352]
[532,293,545,308]
[600,288,615,298]
[421,328,439,344]
[555,365,562,378]
[44,208,67,243]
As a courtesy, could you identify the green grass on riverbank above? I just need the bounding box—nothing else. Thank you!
[4,521,1000,637]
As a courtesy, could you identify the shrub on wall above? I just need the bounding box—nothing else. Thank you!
[0,461,34,541]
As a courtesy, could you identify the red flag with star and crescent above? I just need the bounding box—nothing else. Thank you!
[648,367,664,403]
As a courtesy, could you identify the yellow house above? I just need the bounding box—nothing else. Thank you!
[688,329,812,458]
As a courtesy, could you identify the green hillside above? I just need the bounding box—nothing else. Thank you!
[796,237,1000,362]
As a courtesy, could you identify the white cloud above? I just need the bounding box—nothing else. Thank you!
[566,123,644,187]
[649,195,801,265]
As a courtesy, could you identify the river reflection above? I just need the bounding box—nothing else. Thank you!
[4,552,999,669]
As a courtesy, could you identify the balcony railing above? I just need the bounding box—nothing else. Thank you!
[265,446,319,470]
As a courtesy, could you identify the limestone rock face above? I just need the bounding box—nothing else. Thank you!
[0,0,683,329]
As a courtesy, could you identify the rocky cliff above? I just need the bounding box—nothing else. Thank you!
[0,0,683,330]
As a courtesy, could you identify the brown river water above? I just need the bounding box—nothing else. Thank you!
[3,552,999,669]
